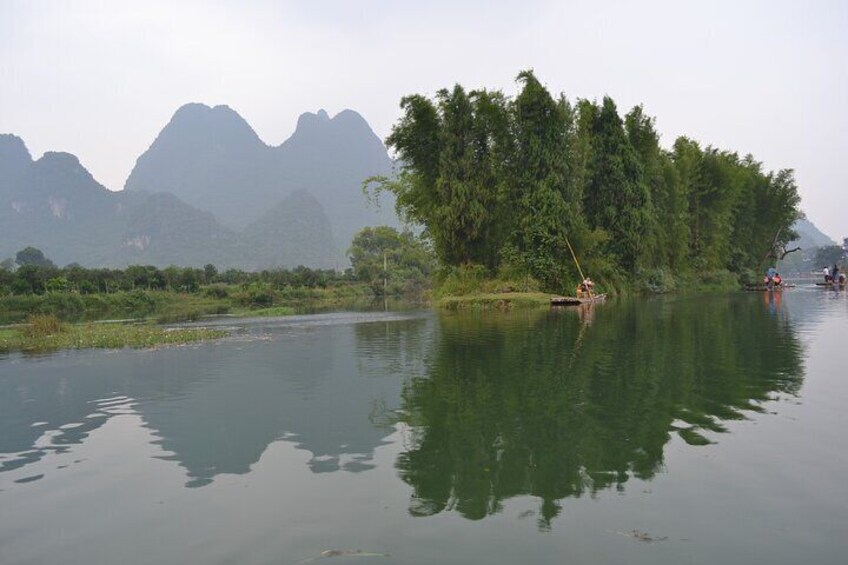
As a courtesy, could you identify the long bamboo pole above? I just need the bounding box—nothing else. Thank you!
[565,237,594,302]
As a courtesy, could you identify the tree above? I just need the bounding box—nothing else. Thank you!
[372,70,802,292]
[583,97,651,270]
[204,264,218,283]
[348,226,434,294]
[815,246,844,268]
[508,70,586,289]
[433,84,496,265]
[625,105,686,269]
[378,86,505,269]
[15,247,55,268]
[14,265,47,294]
[45,277,70,293]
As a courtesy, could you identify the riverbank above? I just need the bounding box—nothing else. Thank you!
[0,283,376,325]
[432,264,744,310]
[438,292,554,310]
[0,315,227,353]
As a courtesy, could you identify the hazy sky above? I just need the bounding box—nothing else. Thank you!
[1,0,845,239]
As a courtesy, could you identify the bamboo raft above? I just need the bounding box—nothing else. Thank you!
[550,294,607,306]
[744,283,796,291]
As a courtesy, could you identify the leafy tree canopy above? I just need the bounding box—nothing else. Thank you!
[15,247,55,269]
[369,70,802,293]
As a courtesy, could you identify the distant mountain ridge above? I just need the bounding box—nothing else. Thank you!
[1,104,399,268]
[125,103,397,254]
[0,138,245,267]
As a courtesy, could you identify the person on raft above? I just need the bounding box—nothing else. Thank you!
[577,277,594,298]
[824,266,831,283]
[763,268,782,288]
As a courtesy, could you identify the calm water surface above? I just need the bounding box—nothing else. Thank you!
[1,290,847,564]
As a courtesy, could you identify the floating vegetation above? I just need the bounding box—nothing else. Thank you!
[0,315,227,353]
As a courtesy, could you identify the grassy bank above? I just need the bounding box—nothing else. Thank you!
[0,290,225,325]
[0,283,376,325]
[438,292,554,310]
[0,315,227,353]
[431,263,742,310]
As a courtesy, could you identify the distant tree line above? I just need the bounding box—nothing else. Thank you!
[0,249,354,297]
[814,245,846,269]
[0,227,434,297]
[368,70,801,291]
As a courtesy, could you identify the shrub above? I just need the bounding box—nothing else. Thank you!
[234,283,276,307]
[23,314,66,338]
[434,264,491,297]
[204,284,230,299]
[639,268,677,294]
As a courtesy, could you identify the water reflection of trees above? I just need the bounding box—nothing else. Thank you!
[395,295,804,528]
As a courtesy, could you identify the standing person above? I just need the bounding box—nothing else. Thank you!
[578,277,594,299]
[824,266,830,282]
[833,265,840,284]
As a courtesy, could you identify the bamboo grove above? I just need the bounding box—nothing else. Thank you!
[369,71,801,292]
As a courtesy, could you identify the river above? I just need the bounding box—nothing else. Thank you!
[1,289,846,564]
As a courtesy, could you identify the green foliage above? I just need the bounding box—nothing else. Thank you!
[45,277,70,293]
[203,284,230,299]
[638,268,678,294]
[583,97,651,270]
[434,263,494,297]
[15,247,55,268]
[510,72,587,290]
[374,70,801,293]
[0,262,378,324]
[233,282,276,307]
[348,226,434,295]
[236,305,295,317]
[435,263,541,298]
[22,314,66,339]
[438,292,551,310]
[1,321,227,353]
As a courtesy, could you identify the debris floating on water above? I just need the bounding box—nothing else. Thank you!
[617,529,669,543]
[294,549,390,564]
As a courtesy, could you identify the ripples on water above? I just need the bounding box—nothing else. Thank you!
[1,292,846,564]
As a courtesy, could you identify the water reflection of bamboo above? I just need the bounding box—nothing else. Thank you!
[577,302,595,325]
[396,295,805,529]
[568,303,594,369]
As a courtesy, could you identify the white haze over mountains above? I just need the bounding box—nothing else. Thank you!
[0,104,397,268]
[1,0,846,240]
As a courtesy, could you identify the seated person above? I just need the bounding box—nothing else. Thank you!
[577,277,594,298]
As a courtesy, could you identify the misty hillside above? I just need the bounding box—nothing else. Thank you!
[242,190,338,270]
[125,104,398,254]
[790,218,836,250]
[0,135,339,268]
